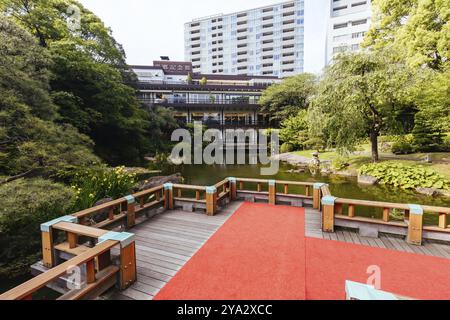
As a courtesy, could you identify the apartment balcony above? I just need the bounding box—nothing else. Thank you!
[282,38,296,47]
[141,97,261,113]
[137,83,272,99]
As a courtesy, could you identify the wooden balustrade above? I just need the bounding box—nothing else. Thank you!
[0,240,119,300]
[3,176,450,300]
[321,197,450,245]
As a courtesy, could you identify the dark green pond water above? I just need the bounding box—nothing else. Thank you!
[178,163,450,226]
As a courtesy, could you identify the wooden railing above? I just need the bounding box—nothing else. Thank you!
[319,185,450,245]
[2,176,449,300]
[0,240,119,300]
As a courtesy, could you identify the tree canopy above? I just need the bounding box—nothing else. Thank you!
[310,51,416,161]
[1,0,177,165]
[364,0,450,70]
[258,73,316,124]
[0,16,98,180]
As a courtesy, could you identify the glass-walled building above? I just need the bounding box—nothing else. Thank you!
[132,61,281,129]
[184,0,305,78]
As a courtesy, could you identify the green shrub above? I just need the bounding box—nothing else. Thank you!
[69,166,137,211]
[332,157,350,171]
[0,179,75,278]
[359,162,450,191]
[280,142,295,153]
[391,141,414,155]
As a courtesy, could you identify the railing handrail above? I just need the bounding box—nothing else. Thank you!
[69,178,449,221]
[52,221,110,238]
[73,185,164,219]
[335,198,450,214]
[0,240,118,300]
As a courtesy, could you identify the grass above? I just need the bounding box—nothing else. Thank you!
[291,149,450,178]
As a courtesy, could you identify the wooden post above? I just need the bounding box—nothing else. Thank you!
[177,188,182,198]
[383,208,390,222]
[404,209,410,221]
[41,230,55,268]
[284,184,289,195]
[120,242,137,290]
[268,180,276,205]
[229,178,237,201]
[322,196,337,233]
[164,183,174,210]
[239,181,244,190]
[305,186,310,197]
[313,183,325,210]
[348,205,355,218]
[125,196,136,228]
[155,190,161,202]
[86,259,96,284]
[140,197,144,208]
[206,186,217,216]
[196,190,201,200]
[108,207,114,220]
[439,213,448,229]
[67,232,78,249]
[257,183,262,193]
[335,203,343,215]
[407,205,423,246]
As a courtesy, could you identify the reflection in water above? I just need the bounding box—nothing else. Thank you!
[178,163,450,226]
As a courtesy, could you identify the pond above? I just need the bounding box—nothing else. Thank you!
[178,162,450,226]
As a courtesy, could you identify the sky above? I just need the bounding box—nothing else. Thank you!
[78,0,328,73]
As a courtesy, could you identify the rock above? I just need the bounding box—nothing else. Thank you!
[438,190,450,198]
[321,168,332,175]
[334,170,358,177]
[358,175,378,185]
[286,168,306,174]
[136,173,183,191]
[415,187,439,197]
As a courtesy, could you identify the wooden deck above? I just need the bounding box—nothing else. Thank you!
[104,201,242,300]
[306,208,450,259]
[105,203,450,300]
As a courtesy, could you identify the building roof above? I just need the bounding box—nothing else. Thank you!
[130,64,280,81]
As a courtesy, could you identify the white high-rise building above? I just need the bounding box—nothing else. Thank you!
[326,0,372,64]
[184,1,305,78]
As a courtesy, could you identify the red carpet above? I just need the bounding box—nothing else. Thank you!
[154,202,450,300]
[305,238,450,300]
[155,203,306,300]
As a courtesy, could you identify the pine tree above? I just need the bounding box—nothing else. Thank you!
[412,112,444,152]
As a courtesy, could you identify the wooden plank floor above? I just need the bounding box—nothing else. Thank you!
[105,201,243,300]
[105,204,450,300]
[305,208,450,259]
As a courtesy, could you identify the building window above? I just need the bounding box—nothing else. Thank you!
[352,31,365,39]
[352,19,367,26]
[333,6,347,12]
[333,22,348,29]
[352,1,367,7]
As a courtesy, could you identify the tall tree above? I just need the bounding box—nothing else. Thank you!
[310,51,415,162]
[364,0,450,70]
[0,16,98,180]
[258,73,316,125]
[1,0,176,165]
